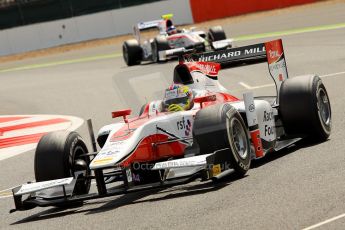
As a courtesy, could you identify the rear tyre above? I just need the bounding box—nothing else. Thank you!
[151,36,170,63]
[208,26,226,41]
[279,75,331,142]
[208,26,228,50]
[193,104,250,177]
[122,39,142,66]
[35,131,91,195]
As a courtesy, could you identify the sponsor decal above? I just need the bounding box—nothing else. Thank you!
[265,125,274,136]
[212,164,221,176]
[109,141,125,148]
[185,119,192,136]
[99,141,125,156]
[198,51,241,62]
[126,169,133,183]
[249,104,255,112]
[250,130,264,158]
[278,74,283,81]
[176,117,192,136]
[92,157,114,165]
[269,60,286,72]
[265,39,284,64]
[155,159,202,169]
[269,50,280,60]
[263,111,274,136]
[263,111,273,122]
[132,173,140,182]
[188,62,220,76]
[195,44,266,62]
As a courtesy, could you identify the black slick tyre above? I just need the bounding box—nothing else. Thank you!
[34,131,91,195]
[193,103,251,177]
[279,75,331,142]
[208,26,227,49]
[122,39,142,66]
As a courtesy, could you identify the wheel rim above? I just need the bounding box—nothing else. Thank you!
[230,118,248,160]
[72,145,90,179]
[317,88,331,128]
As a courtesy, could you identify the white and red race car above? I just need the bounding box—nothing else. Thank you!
[10,39,331,212]
[122,14,232,66]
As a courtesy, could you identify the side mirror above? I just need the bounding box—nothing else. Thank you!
[112,109,132,123]
[194,95,217,108]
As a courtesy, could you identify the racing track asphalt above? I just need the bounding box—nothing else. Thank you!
[1,1,345,229]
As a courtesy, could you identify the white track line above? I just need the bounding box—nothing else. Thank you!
[320,71,345,78]
[238,71,345,90]
[302,213,345,230]
[238,82,253,89]
[0,186,16,199]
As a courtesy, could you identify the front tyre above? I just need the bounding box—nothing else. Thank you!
[193,104,250,177]
[34,131,91,195]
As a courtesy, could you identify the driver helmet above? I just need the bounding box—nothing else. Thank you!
[166,19,177,35]
[167,25,177,35]
[162,84,194,112]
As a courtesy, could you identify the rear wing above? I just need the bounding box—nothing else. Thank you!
[136,19,164,31]
[136,13,173,31]
[133,14,174,42]
[187,39,289,101]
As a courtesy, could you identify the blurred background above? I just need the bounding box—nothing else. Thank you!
[0,0,162,30]
[0,0,321,56]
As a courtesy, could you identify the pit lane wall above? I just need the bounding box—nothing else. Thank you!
[0,0,319,56]
[189,0,317,23]
[0,0,193,56]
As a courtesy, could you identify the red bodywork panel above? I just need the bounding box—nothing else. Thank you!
[112,92,239,166]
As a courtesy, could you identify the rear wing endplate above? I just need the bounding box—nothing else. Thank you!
[189,43,267,64]
[187,39,289,101]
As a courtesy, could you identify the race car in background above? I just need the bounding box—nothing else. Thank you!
[122,14,233,66]
[10,39,331,212]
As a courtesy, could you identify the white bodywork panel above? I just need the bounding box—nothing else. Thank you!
[230,100,276,143]
[90,110,195,169]
[189,71,228,94]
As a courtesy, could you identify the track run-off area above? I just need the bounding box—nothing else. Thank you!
[0,1,345,229]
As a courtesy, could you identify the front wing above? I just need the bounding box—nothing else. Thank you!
[10,149,233,212]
